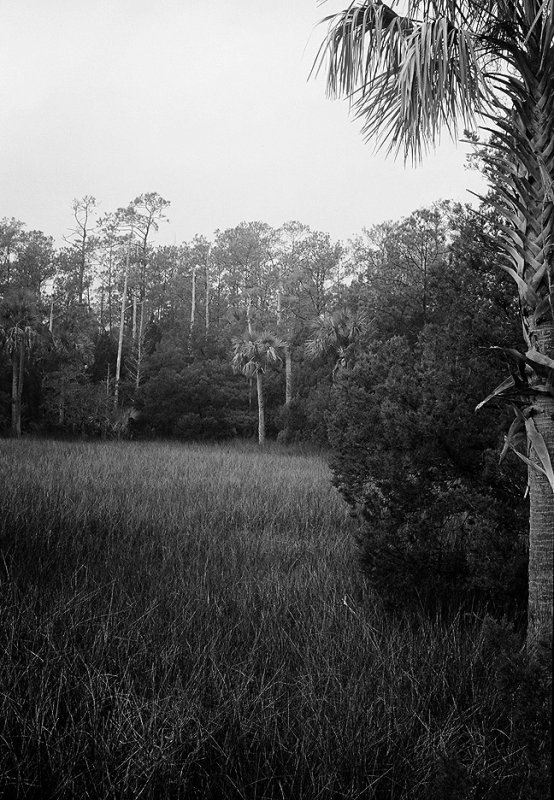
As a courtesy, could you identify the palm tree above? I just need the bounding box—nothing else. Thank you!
[313,0,553,648]
[305,309,366,375]
[0,288,39,436]
[232,332,283,444]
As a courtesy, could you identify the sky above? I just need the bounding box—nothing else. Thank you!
[0,0,487,248]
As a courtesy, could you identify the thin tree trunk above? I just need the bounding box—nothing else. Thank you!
[49,298,54,334]
[277,287,282,327]
[205,246,210,336]
[247,295,254,408]
[78,228,86,305]
[247,295,253,336]
[115,231,132,408]
[285,344,292,406]
[256,370,265,445]
[12,338,25,437]
[114,270,128,408]
[17,338,24,432]
[136,298,145,390]
[189,266,197,347]
[132,294,137,341]
[108,248,113,334]
[11,352,19,437]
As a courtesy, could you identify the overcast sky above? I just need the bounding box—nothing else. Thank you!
[1,0,487,247]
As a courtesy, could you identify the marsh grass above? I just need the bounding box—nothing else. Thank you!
[0,439,550,799]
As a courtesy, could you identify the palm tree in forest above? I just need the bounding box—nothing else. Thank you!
[0,288,39,436]
[232,332,283,444]
[305,309,367,376]
[312,0,553,648]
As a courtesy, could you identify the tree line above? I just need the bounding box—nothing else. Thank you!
[0,194,347,442]
[0,192,514,446]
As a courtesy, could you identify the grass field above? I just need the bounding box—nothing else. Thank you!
[0,439,550,799]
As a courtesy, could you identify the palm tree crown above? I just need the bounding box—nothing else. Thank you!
[305,309,367,372]
[232,332,283,377]
[313,0,553,160]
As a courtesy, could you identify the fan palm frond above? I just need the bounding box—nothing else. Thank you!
[312,0,491,159]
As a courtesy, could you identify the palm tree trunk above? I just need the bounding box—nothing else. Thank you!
[11,352,19,437]
[256,371,265,445]
[12,338,25,437]
[527,325,554,648]
[285,344,292,406]
[497,53,554,651]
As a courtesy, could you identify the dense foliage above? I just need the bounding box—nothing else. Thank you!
[326,204,528,616]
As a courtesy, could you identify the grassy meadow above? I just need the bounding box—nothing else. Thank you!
[0,439,549,799]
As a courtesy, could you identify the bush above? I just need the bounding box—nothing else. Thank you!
[138,359,244,440]
[326,205,527,620]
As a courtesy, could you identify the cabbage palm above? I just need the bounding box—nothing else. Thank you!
[232,332,283,444]
[0,289,39,436]
[305,309,367,375]
[313,0,553,647]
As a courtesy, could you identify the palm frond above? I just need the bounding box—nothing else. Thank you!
[231,331,283,375]
[313,1,495,160]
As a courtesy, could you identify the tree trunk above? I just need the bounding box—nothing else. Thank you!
[132,294,137,341]
[115,234,132,407]
[10,351,20,437]
[189,265,197,347]
[99,287,104,330]
[526,324,554,649]
[256,371,265,445]
[136,298,145,390]
[277,287,282,327]
[78,231,86,306]
[285,344,292,406]
[501,51,554,651]
[246,295,253,336]
[108,247,113,334]
[205,246,211,336]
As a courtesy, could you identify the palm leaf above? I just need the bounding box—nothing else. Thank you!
[313,0,489,160]
[475,374,516,410]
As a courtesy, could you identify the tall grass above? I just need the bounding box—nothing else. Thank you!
[0,439,550,799]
